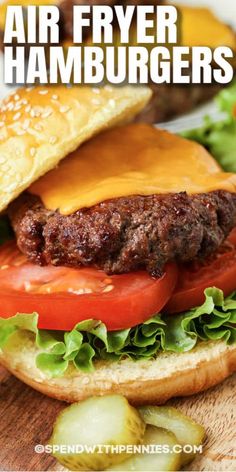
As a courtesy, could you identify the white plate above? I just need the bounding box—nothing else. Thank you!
[0,0,235,128]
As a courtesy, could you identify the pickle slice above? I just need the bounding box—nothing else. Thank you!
[49,394,145,471]
[139,406,205,465]
[108,426,182,471]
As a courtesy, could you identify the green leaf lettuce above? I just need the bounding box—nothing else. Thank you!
[181,81,236,172]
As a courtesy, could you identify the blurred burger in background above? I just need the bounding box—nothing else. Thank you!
[56,1,236,122]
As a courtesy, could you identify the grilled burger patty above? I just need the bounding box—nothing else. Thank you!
[135,82,222,123]
[8,191,236,276]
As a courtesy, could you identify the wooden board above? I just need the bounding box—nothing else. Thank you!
[0,366,235,471]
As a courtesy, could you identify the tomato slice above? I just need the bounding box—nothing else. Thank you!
[165,229,236,314]
[0,242,178,331]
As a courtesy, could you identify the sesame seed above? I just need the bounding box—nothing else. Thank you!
[25,105,31,113]
[51,94,58,100]
[31,106,43,117]
[22,119,31,130]
[60,105,70,113]
[14,103,22,111]
[16,130,26,136]
[1,264,9,270]
[34,123,43,131]
[41,110,52,118]
[13,112,21,121]
[49,136,57,144]
[0,122,4,127]
[39,90,48,95]
[92,88,100,94]
[30,147,36,157]
[14,94,20,101]
[0,156,6,163]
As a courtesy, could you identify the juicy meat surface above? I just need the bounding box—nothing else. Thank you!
[8,191,236,276]
[135,82,223,123]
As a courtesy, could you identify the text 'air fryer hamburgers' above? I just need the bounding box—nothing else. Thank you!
[1,1,236,123]
[0,84,235,404]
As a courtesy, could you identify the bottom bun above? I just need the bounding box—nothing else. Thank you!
[0,332,236,404]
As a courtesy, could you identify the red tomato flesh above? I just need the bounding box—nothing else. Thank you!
[0,242,178,331]
[165,228,236,314]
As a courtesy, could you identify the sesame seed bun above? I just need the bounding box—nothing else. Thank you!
[0,331,235,404]
[0,84,151,213]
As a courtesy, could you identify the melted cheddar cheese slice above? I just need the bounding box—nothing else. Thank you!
[29,124,236,215]
[178,5,236,49]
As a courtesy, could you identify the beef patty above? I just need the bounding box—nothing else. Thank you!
[8,191,236,276]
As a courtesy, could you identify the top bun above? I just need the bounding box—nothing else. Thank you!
[0,85,151,212]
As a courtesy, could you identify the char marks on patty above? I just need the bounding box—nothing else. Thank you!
[8,191,236,276]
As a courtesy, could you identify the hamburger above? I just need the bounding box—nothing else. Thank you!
[0,84,236,405]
